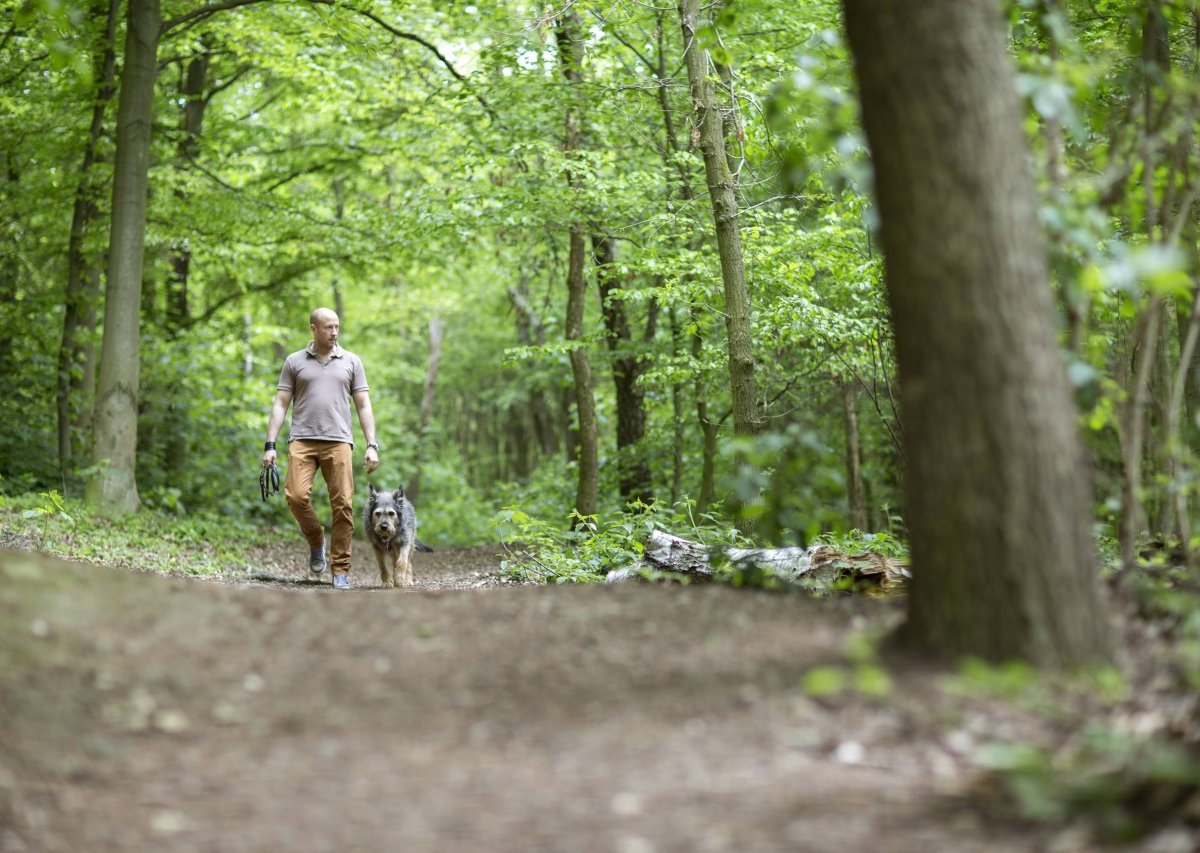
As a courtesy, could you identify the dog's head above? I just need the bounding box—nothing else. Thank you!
[367,484,406,540]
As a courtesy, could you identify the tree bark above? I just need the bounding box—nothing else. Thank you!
[594,233,654,506]
[165,45,211,332]
[87,0,161,515]
[58,0,120,491]
[556,10,599,520]
[677,0,759,445]
[843,0,1112,666]
[841,381,867,531]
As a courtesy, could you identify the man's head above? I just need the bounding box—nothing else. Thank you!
[309,307,340,352]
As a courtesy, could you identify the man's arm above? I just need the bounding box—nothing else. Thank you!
[353,390,380,474]
[262,388,293,467]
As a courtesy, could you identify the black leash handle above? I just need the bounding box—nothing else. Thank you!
[260,461,280,501]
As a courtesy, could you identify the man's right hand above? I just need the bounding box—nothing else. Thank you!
[262,448,277,468]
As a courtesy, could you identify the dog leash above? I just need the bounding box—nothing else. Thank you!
[260,462,280,501]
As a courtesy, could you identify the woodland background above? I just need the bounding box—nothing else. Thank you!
[1,0,1199,564]
[5,1,1200,845]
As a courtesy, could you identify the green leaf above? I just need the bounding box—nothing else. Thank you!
[802,666,847,697]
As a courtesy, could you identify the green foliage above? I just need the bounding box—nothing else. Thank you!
[813,528,909,559]
[0,492,271,576]
[19,490,74,526]
[801,630,893,699]
[491,499,746,585]
[1119,564,1200,689]
[973,726,1200,842]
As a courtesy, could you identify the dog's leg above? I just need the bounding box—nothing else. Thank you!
[399,541,415,587]
[375,548,395,588]
[393,544,412,590]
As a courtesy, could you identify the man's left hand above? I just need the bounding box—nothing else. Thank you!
[364,447,380,473]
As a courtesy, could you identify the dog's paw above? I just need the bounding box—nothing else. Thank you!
[382,578,396,589]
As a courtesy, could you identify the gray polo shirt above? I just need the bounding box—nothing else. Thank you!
[278,342,369,444]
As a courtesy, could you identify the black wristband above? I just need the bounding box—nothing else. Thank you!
[367,443,380,451]
[264,441,276,451]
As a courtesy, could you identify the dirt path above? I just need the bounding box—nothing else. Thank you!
[0,546,1183,851]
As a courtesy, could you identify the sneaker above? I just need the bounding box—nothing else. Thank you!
[332,574,351,590]
[309,546,327,575]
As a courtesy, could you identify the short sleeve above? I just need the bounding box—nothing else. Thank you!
[278,357,295,392]
[351,356,369,394]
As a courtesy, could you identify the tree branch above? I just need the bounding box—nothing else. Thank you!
[162,0,275,35]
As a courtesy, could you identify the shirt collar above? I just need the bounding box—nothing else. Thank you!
[305,342,344,359]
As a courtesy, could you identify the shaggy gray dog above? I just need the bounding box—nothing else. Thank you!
[363,484,430,587]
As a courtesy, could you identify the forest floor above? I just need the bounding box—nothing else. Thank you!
[2,538,1198,852]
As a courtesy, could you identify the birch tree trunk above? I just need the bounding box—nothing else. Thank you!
[87,0,161,515]
[843,0,1112,666]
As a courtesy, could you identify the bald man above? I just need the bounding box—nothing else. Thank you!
[262,307,380,589]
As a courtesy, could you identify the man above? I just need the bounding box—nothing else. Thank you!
[262,307,380,589]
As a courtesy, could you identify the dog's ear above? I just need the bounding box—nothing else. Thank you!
[369,483,378,497]
[397,485,405,498]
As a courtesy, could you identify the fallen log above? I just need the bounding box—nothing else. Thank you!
[606,529,910,594]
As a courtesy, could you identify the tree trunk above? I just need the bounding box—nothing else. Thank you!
[556,10,599,520]
[841,380,867,531]
[648,16,717,513]
[594,234,653,506]
[58,0,120,491]
[165,46,210,331]
[406,317,444,505]
[843,0,1112,666]
[693,316,719,515]
[87,0,161,515]
[677,0,759,445]
[1119,3,1175,563]
[669,305,685,506]
[507,282,558,459]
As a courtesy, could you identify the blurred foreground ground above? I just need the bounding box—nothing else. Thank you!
[1,545,1195,852]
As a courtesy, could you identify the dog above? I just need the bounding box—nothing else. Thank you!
[364,484,431,588]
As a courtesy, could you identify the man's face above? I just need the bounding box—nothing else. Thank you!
[312,314,340,348]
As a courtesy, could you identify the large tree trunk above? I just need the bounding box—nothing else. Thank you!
[842,0,1112,666]
[58,0,120,491]
[594,234,654,507]
[556,10,599,520]
[677,0,759,445]
[86,0,161,515]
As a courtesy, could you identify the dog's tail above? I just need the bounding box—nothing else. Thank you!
[416,540,433,553]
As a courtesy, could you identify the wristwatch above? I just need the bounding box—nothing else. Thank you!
[367,443,380,451]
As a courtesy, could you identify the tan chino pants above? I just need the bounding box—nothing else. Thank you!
[284,439,354,575]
